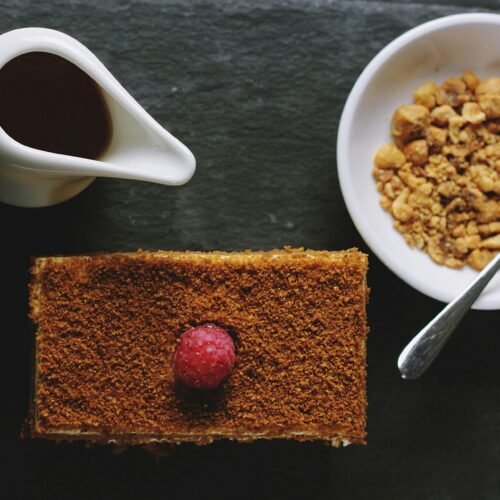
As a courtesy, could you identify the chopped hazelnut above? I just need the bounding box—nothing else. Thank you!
[464,235,481,249]
[466,221,479,235]
[427,239,445,265]
[448,115,467,144]
[431,105,457,126]
[462,71,480,91]
[478,94,500,119]
[437,181,459,198]
[441,77,469,107]
[380,195,392,211]
[454,237,468,254]
[374,144,406,169]
[403,140,428,166]
[478,222,500,235]
[444,257,465,269]
[475,77,500,96]
[467,248,495,270]
[391,188,413,222]
[476,199,500,223]
[462,102,486,124]
[426,126,448,149]
[480,234,500,250]
[413,82,438,109]
[391,104,430,145]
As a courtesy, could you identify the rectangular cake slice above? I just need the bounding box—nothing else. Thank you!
[28,248,369,446]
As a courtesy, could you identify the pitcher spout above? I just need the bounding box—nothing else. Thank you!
[96,88,196,186]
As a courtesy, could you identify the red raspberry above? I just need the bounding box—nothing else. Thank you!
[173,323,235,390]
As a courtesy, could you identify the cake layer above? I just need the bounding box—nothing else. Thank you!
[28,248,369,446]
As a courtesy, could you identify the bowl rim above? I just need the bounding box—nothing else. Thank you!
[336,13,500,309]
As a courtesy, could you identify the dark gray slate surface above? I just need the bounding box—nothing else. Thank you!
[1,1,499,499]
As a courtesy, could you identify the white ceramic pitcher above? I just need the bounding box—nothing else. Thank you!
[0,28,196,207]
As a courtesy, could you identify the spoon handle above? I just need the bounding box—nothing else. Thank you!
[398,253,500,380]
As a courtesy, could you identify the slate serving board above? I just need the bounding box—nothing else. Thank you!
[1,1,499,499]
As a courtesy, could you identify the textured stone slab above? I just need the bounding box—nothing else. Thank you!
[1,2,499,499]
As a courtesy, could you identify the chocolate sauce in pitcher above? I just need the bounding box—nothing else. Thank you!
[0,52,111,159]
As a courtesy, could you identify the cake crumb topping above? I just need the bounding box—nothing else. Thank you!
[28,248,369,445]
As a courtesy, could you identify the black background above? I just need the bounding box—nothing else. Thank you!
[1,1,499,499]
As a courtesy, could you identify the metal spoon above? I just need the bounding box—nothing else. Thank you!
[398,253,500,380]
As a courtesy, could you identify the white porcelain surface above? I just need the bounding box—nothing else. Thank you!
[0,28,196,207]
[337,13,500,310]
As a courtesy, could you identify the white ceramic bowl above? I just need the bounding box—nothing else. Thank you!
[337,13,500,310]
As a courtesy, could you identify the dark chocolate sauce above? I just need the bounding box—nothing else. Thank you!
[0,52,111,159]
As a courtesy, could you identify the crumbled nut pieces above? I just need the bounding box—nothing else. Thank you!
[391,104,430,146]
[374,144,406,170]
[373,72,500,270]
